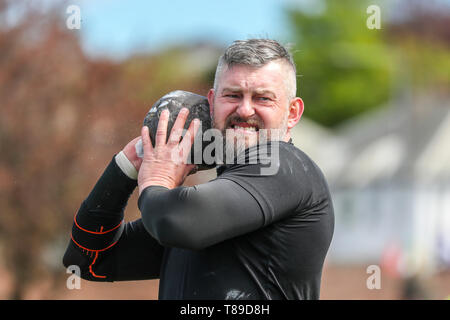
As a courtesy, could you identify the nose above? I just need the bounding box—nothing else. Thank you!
[236,96,255,119]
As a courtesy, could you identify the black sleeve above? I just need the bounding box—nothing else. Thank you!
[138,179,264,251]
[138,142,313,251]
[62,156,164,281]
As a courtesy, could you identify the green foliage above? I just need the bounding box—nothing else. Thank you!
[288,0,394,127]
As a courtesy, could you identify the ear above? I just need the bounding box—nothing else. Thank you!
[287,97,304,130]
[207,89,215,118]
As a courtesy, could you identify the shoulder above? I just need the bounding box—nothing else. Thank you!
[270,141,327,182]
[278,141,332,196]
[216,141,332,226]
[217,140,325,179]
[216,140,330,197]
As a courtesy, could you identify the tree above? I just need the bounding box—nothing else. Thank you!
[0,2,212,299]
[287,0,394,127]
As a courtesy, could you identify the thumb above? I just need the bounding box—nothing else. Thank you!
[141,126,154,158]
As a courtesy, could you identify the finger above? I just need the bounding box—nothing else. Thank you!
[180,118,200,156]
[134,138,144,158]
[123,136,142,155]
[168,108,189,145]
[187,165,199,176]
[141,126,154,157]
[127,136,142,147]
[155,109,170,146]
[183,164,198,180]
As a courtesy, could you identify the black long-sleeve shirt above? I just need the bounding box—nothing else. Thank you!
[63,140,334,299]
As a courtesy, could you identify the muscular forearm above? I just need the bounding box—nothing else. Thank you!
[63,218,164,282]
[138,178,264,250]
[70,156,137,251]
[63,156,138,280]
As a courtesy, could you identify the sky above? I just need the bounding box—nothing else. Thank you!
[5,0,449,60]
[69,0,450,60]
[72,0,312,60]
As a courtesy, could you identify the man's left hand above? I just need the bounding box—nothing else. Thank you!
[138,108,200,194]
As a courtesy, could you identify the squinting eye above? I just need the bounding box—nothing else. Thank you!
[257,97,270,101]
[225,94,239,99]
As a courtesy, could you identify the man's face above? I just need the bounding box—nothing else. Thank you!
[208,60,302,158]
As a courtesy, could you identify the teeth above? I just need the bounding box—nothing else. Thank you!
[234,125,257,132]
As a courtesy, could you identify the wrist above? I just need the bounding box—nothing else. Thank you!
[115,151,138,180]
[139,179,175,195]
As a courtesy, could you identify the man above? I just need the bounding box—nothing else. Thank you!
[63,39,334,299]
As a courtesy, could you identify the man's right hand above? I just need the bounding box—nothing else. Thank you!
[122,136,143,171]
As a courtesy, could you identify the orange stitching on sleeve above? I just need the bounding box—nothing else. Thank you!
[89,252,106,279]
[70,229,116,279]
[70,233,119,252]
[71,222,124,279]
[73,213,123,235]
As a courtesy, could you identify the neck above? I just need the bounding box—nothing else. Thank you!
[283,131,291,143]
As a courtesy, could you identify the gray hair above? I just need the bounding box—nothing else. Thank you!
[213,39,297,99]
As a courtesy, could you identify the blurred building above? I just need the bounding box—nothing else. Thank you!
[292,93,450,276]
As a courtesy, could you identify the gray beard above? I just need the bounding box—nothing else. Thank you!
[216,128,286,165]
[211,112,288,165]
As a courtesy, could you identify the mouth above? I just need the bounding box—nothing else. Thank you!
[228,121,260,133]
